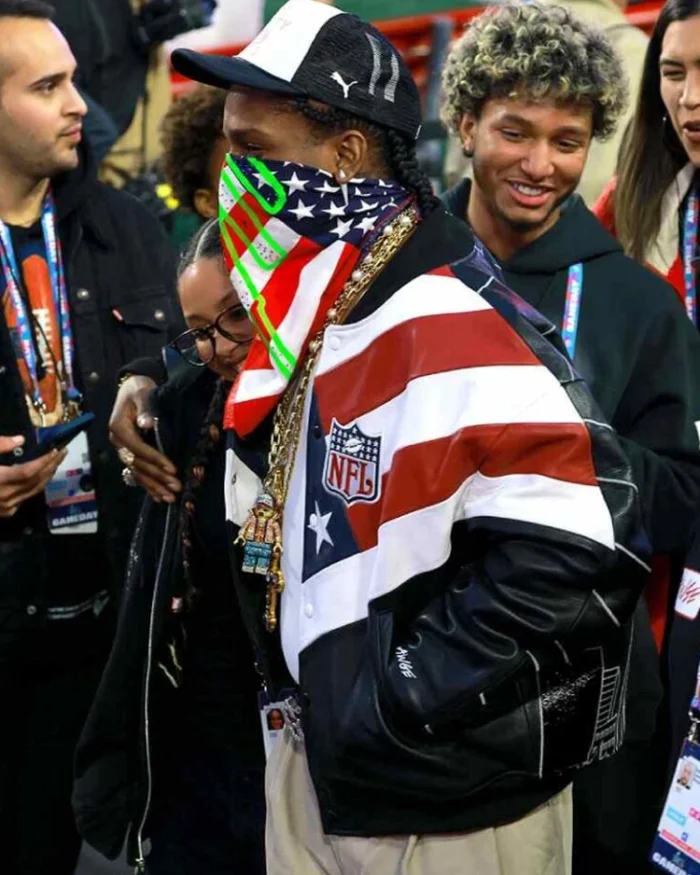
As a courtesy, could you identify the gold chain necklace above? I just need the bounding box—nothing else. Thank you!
[236,205,419,632]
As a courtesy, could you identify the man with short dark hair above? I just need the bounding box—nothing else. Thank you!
[0,2,180,872]
[441,4,700,873]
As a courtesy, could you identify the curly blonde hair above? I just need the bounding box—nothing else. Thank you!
[441,2,628,141]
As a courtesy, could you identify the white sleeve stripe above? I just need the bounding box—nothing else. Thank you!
[463,470,615,550]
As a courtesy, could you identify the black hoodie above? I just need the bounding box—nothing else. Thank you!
[443,179,700,562]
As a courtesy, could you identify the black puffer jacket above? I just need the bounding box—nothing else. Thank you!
[0,145,182,650]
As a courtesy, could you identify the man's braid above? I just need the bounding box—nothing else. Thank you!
[292,97,438,217]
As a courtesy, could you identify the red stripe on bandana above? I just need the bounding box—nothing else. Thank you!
[224,239,360,434]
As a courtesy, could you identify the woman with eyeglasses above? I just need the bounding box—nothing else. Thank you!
[73,219,266,875]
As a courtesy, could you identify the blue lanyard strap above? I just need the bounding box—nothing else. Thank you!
[0,192,80,419]
[683,191,698,325]
[561,262,583,360]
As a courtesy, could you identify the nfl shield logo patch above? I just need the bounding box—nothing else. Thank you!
[323,419,382,505]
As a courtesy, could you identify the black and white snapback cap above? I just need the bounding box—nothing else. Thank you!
[171,0,423,139]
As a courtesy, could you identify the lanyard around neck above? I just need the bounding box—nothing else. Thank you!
[561,263,583,360]
[683,191,698,325]
[0,192,80,421]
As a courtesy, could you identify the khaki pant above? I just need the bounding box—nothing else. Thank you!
[266,729,573,875]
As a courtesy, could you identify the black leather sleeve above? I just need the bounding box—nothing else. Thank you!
[379,271,651,731]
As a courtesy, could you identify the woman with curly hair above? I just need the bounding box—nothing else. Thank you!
[160,85,229,221]
[440,5,700,874]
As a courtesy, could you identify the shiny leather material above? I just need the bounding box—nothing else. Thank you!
[293,255,650,836]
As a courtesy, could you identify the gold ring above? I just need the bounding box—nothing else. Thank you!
[117,447,136,468]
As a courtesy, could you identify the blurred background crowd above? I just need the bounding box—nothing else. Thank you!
[77,0,651,250]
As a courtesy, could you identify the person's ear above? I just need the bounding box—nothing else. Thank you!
[193,188,218,220]
[459,112,477,158]
[332,130,368,185]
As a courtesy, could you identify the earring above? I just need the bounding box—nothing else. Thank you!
[463,143,474,159]
[337,168,347,182]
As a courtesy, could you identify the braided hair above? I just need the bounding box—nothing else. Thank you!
[177,219,231,607]
[292,97,439,217]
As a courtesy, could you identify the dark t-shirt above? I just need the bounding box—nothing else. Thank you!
[179,444,264,755]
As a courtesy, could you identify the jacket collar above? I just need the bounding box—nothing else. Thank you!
[346,204,476,324]
[54,142,113,251]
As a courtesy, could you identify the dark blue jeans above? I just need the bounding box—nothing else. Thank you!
[146,747,266,875]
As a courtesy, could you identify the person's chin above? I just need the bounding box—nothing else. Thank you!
[683,139,700,169]
[52,150,80,174]
[210,363,241,381]
[502,208,550,232]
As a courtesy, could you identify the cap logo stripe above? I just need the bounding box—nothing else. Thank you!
[365,33,382,96]
[365,32,400,104]
[385,52,400,103]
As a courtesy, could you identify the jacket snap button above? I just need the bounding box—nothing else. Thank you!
[77,288,90,300]
[88,372,100,384]
[26,604,37,616]
[154,309,166,322]
[329,336,341,351]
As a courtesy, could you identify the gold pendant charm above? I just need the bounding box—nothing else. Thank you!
[264,542,285,633]
[237,492,282,577]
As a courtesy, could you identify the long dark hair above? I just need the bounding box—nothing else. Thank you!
[616,0,700,261]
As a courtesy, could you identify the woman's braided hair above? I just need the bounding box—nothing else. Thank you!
[177,219,231,607]
[292,97,439,217]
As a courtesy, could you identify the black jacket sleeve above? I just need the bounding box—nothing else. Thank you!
[384,385,649,729]
[613,287,700,554]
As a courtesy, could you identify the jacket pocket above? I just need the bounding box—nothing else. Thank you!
[320,611,544,809]
[112,291,174,364]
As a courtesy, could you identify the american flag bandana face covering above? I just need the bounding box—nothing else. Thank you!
[218,153,411,437]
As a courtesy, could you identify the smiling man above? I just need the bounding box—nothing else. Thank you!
[441,5,700,874]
